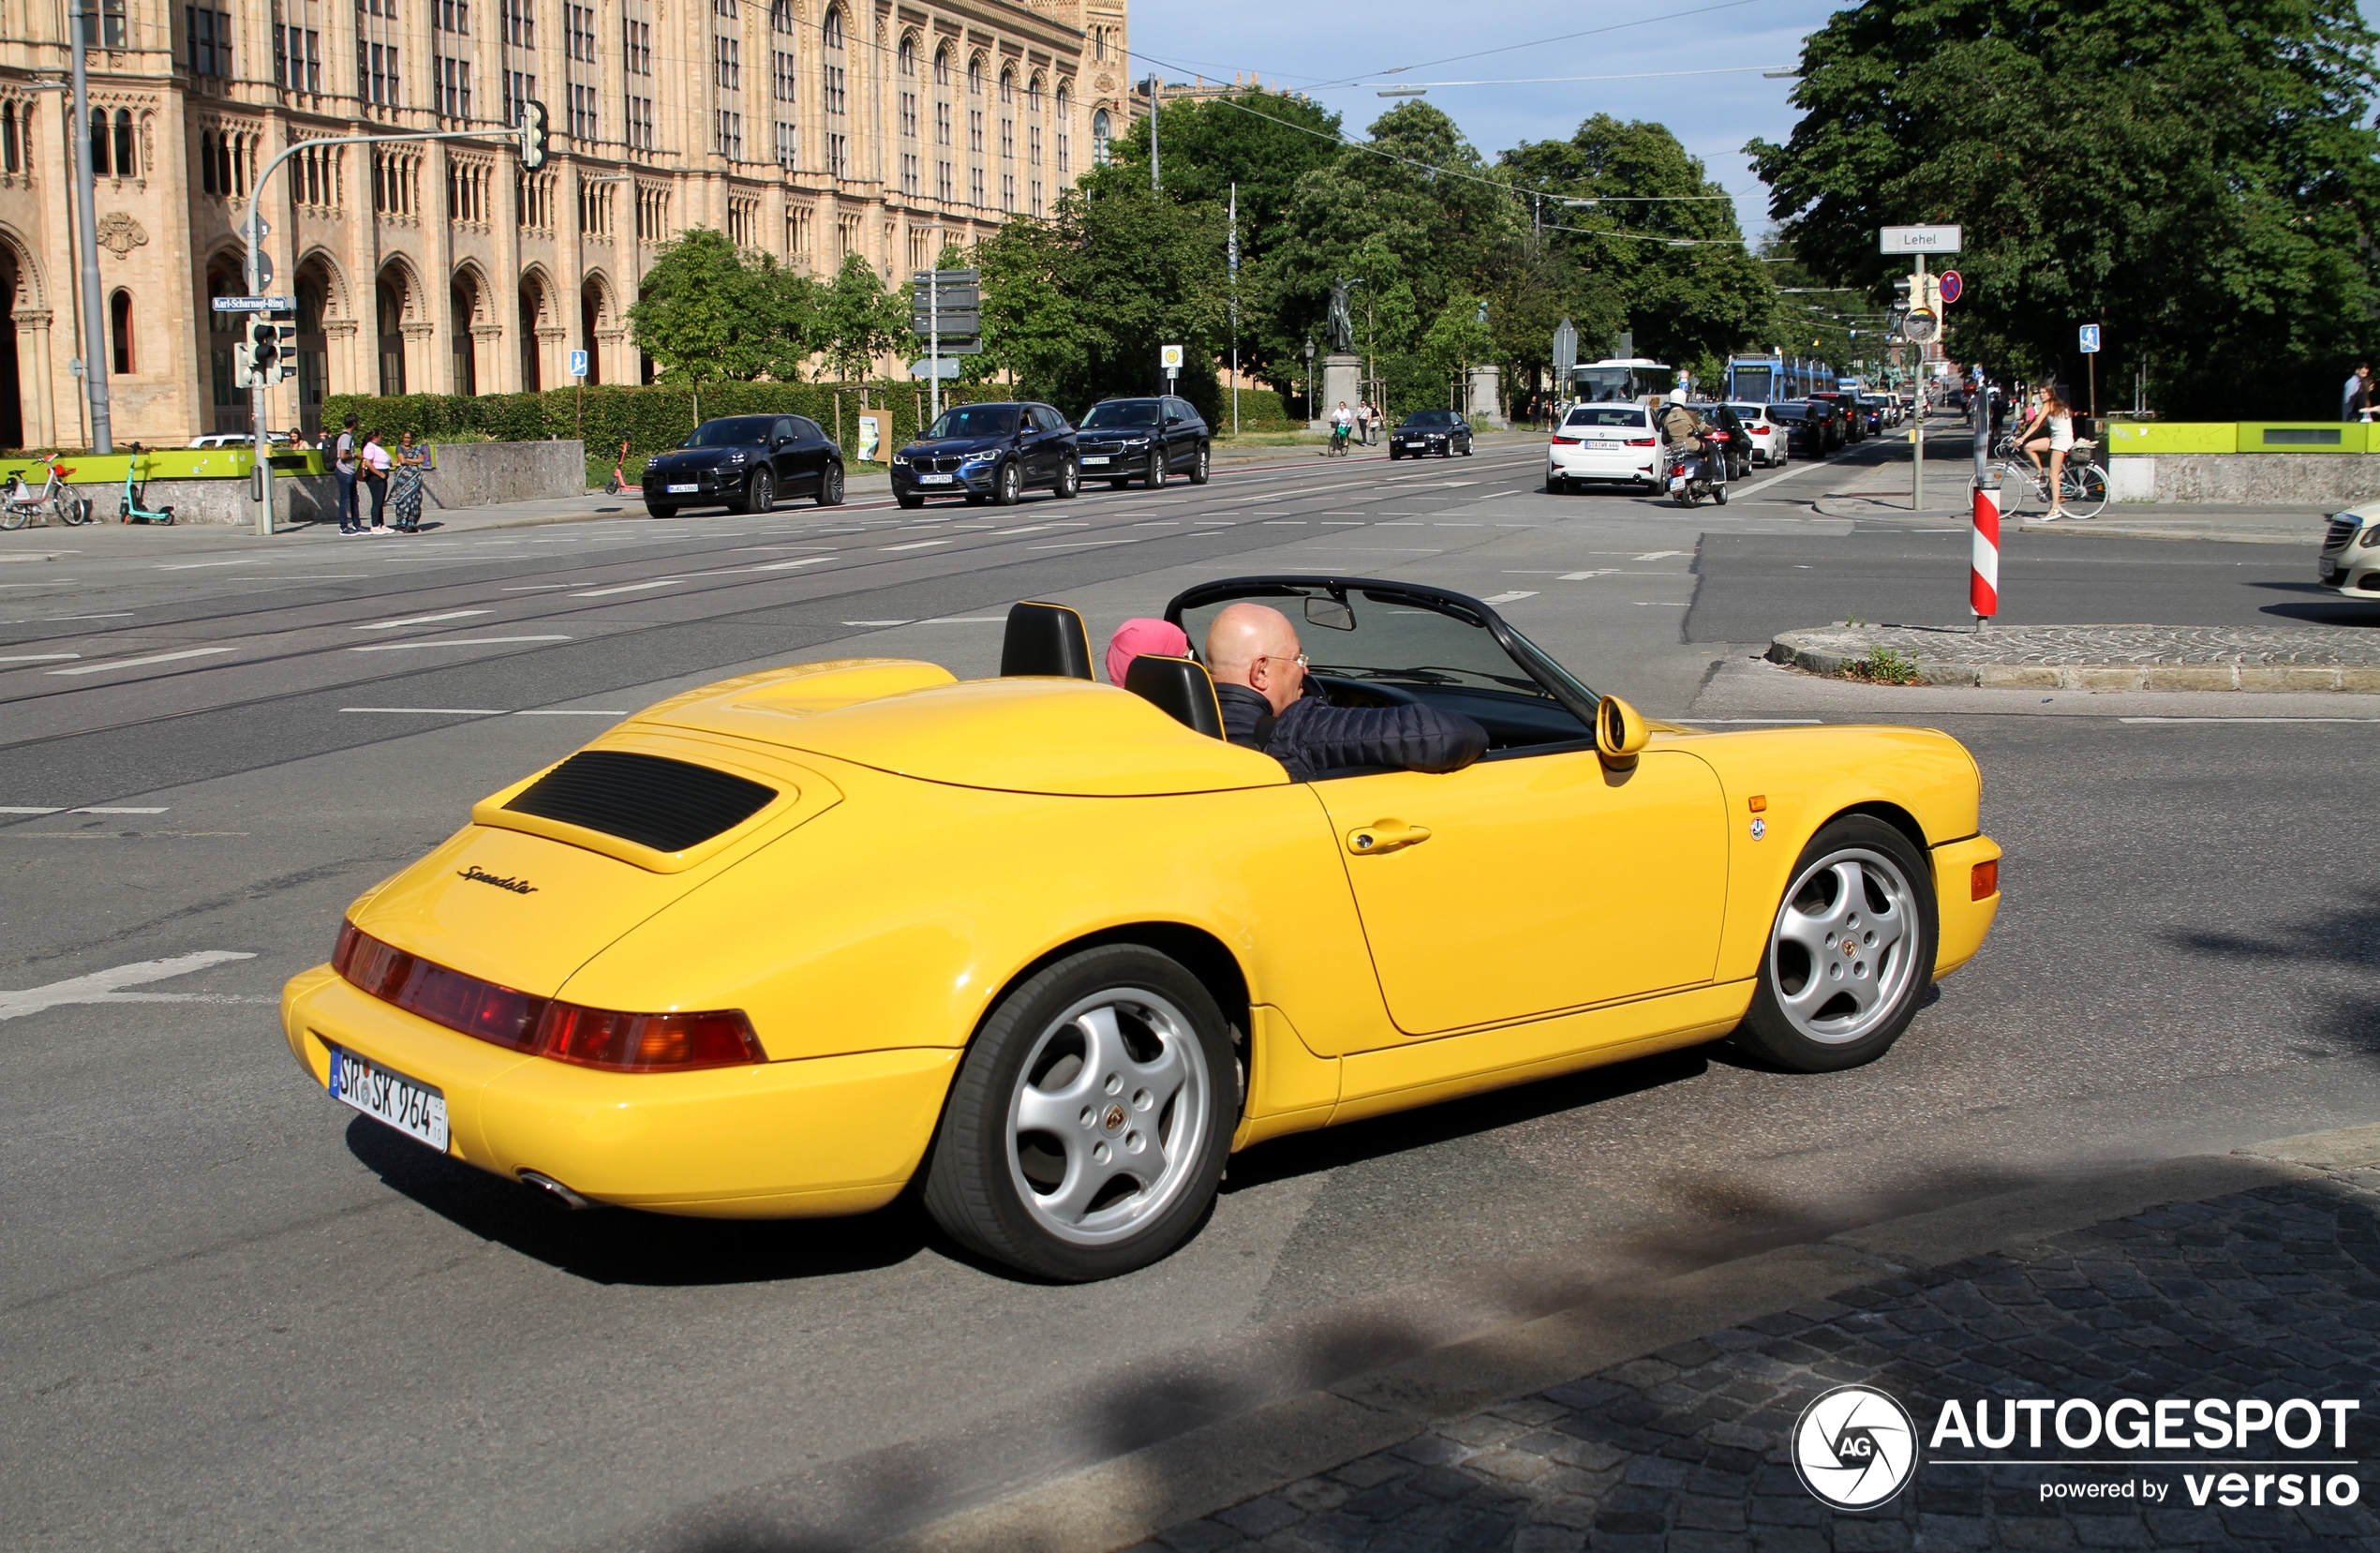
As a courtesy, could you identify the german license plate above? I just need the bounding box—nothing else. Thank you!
[1406,440,1427,447]
[328,1046,449,1151]
[918,472,953,485]
[1080,455,1109,466]
[665,483,698,494]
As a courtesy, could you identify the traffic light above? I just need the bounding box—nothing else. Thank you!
[248,319,280,382]
[519,99,549,170]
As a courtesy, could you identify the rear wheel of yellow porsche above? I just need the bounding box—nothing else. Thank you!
[924,945,1234,1281]
[1733,815,1937,1073]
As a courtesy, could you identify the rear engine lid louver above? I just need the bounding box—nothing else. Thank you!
[503,750,777,854]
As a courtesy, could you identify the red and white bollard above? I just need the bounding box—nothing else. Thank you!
[1971,478,2000,622]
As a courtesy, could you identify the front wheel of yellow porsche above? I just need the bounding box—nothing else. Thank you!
[1733,815,1938,1074]
[924,945,1235,1281]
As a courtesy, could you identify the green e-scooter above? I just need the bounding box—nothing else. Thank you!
[118,443,176,525]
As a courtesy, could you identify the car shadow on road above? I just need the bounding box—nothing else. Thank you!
[2248,580,2380,626]
[345,1115,932,1285]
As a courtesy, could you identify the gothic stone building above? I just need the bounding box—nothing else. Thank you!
[0,0,1128,446]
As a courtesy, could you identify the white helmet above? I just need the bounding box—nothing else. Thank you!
[1666,387,1688,405]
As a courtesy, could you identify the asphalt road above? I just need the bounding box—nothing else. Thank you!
[4,434,2376,1551]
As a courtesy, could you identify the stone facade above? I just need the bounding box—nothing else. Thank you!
[0,0,1127,448]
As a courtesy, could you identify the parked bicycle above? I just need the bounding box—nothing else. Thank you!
[1991,440,2108,520]
[0,452,93,530]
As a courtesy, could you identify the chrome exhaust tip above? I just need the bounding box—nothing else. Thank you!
[519,1171,594,1211]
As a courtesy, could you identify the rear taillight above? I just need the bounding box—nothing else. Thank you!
[1628,436,1656,447]
[1552,436,1583,446]
[536,1004,765,1072]
[334,921,766,1070]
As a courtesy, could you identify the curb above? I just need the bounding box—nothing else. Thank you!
[866,1124,2380,1553]
[1766,630,2380,693]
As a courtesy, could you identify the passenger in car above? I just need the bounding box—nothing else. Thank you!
[1103,617,1191,685]
[1203,603,1488,780]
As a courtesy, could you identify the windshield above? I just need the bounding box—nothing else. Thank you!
[1574,364,1674,402]
[1080,401,1159,428]
[682,417,775,448]
[1401,411,1459,427]
[1563,407,1647,428]
[1769,405,1806,422]
[926,405,1019,439]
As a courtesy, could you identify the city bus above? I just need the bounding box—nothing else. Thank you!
[1572,357,1677,405]
[1725,353,1830,404]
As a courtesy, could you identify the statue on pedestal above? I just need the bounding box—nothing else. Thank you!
[1327,276,1362,354]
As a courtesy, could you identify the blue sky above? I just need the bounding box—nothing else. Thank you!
[1129,0,1853,240]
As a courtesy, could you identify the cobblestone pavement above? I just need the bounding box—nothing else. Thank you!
[1769,623,2380,693]
[1139,1168,2380,1552]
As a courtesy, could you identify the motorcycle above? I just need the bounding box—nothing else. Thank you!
[1666,429,1731,507]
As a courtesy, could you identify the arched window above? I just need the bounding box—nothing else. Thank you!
[998,67,1013,105]
[88,107,111,176]
[1028,73,1044,111]
[821,5,841,48]
[109,290,133,374]
[967,55,982,96]
[112,109,135,176]
[933,43,949,86]
[1056,82,1070,117]
[1092,109,1110,166]
[898,33,915,76]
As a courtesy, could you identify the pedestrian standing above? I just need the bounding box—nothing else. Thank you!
[1357,397,1376,446]
[333,412,361,533]
[389,432,426,532]
[2343,363,2372,423]
[360,430,393,534]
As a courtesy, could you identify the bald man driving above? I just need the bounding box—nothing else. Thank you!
[1204,602,1487,781]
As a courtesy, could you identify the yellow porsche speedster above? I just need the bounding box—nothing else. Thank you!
[282,577,2001,1280]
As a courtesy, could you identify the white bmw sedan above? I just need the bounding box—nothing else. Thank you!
[1546,404,1660,492]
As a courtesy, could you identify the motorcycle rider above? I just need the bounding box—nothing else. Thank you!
[1655,388,1719,495]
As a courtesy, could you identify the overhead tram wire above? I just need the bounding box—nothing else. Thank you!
[1278,0,1781,95]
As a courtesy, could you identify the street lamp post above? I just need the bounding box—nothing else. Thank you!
[67,0,112,454]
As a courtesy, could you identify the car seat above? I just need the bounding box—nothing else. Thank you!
[999,601,1093,679]
[1122,654,1224,739]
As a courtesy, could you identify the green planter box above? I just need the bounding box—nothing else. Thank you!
[0,447,326,485]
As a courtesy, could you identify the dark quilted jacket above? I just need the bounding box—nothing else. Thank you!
[1215,682,1488,781]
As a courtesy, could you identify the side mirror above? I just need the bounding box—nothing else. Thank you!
[1596,694,1650,766]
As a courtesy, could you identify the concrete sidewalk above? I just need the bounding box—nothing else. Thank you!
[1768,621,2380,693]
[873,1126,2380,1553]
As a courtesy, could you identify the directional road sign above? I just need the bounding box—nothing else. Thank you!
[2078,323,2102,354]
[1938,271,1962,306]
[913,309,980,335]
[910,358,964,380]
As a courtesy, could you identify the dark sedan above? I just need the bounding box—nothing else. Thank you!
[1767,402,1831,461]
[892,401,1078,507]
[641,414,845,516]
[1808,391,1863,446]
[1075,396,1212,487]
[1390,410,1474,459]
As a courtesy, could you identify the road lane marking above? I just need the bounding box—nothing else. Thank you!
[515,709,629,715]
[1689,718,1825,724]
[0,807,64,813]
[1634,550,1688,560]
[1559,571,1617,580]
[1480,591,1539,605]
[502,584,571,590]
[353,608,494,631]
[570,578,684,597]
[1033,540,1136,548]
[680,556,840,576]
[991,525,1055,535]
[842,619,910,626]
[879,540,951,551]
[2120,717,2380,724]
[46,613,132,620]
[154,559,267,570]
[349,635,572,651]
[49,648,234,675]
[341,707,510,714]
[1,653,80,662]
[0,950,260,1022]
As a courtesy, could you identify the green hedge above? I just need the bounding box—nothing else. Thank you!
[321,381,1005,485]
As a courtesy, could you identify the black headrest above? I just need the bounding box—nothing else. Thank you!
[1000,601,1093,679]
[1123,655,1224,739]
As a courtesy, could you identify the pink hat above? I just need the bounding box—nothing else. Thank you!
[1104,618,1192,685]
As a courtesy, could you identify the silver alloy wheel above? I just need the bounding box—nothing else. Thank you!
[1004,988,1209,1247]
[1766,845,1919,1044]
[747,470,773,512]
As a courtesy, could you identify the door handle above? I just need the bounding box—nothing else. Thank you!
[1346,820,1431,856]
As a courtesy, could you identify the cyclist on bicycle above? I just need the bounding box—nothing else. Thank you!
[1328,400,1353,456]
[2014,383,2076,519]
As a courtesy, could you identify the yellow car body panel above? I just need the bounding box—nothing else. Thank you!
[282,658,2001,1219]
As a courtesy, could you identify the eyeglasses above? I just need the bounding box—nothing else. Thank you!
[1257,651,1309,668]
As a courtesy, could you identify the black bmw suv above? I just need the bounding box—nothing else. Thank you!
[1073,396,1212,487]
[641,414,846,516]
[892,401,1079,507]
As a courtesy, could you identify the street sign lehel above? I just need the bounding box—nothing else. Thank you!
[1938,271,1962,306]
[1880,225,1961,254]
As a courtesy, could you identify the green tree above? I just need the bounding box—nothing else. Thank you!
[626,229,825,386]
[1748,0,2380,417]
[1502,116,1776,377]
[815,252,910,384]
